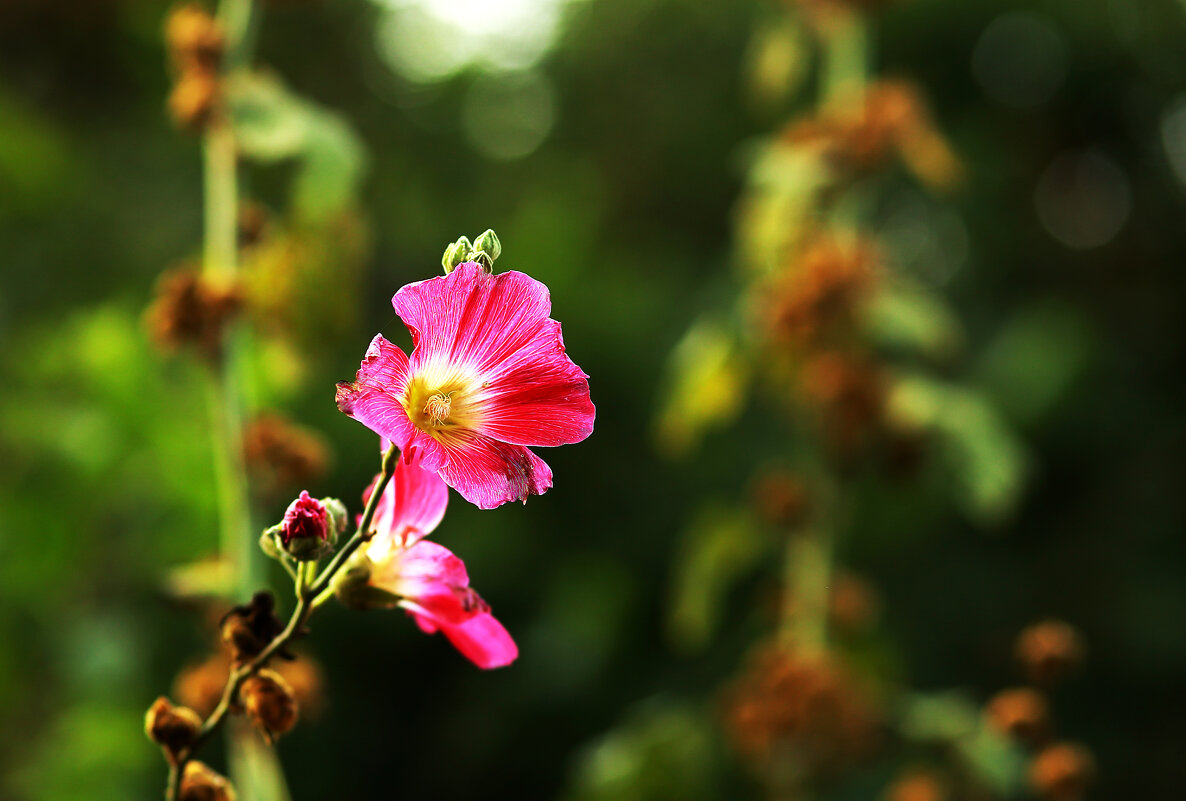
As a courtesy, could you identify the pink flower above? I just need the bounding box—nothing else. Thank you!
[336,262,595,509]
[281,491,328,545]
[359,452,517,669]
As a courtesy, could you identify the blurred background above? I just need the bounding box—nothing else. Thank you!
[2,0,1185,799]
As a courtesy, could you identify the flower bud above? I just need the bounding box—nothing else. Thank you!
[1029,742,1094,801]
[442,237,473,273]
[144,696,202,758]
[330,556,400,610]
[472,229,502,266]
[240,669,298,743]
[1016,620,1084,685]
[168,71,220,132]
[180,760,237,801]
[985,687,1050,746]
[263,491,339,561]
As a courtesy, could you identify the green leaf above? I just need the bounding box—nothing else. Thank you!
[888,374,1027,526]
[667,503,768,653]
[864,279,963,363]
[228,71,366,221]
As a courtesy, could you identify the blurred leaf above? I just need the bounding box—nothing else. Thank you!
[864,279,963,362]
[974,304,1092,427]
[736,144,831,274]
[667,503,767,653]
[655,317,751,458]
[229,71,367,221]
[888,374,1027,526]
[563,699,718,801]
[0,87,79,215]
[164,557,235,602]
[956,724,1028,798]
[898,690,980,743]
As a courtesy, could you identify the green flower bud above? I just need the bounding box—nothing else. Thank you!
[442,237,473,274]
[472,228,501,267]
[323,497,348,537]
[331,555,400,610]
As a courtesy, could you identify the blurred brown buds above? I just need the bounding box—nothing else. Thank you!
[1016,620,1084,685]
[243,413,330,499]
[763,237,877,351]
[797,351,886,459]
[176,649,325,720]
[1030,742,1095,801]
[240,669,299,743]
[783,80,962,191]
[884,769,947,801]
[985,687,1050,746]
[722,645,880,776]
[145,266,243,361]
[179,760,237,801]
[164,5,225,131]
[144,696,202,761]
[219,591,289,664]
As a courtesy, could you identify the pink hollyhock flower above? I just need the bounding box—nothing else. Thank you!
[336,262,595,509]
[360,453,517,669]
[281,491,328,545]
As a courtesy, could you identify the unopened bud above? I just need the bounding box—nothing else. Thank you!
[144,696,202,758]
[261,491,339,561]
[240,669,298,743]
[180,760,237,801]
[471,229,501,267]
[168,71,220,131]
[442,237,473,273]
[1015,620,1084,685]
[165,5,225,73]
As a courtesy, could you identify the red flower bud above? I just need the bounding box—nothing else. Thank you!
[280,491,328,546]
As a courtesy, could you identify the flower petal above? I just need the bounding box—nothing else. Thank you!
[367,452,449,559]
[471,318,595,447]
[336,335,417,448]
[436,430,554,509]
[438,612,518,669]
[393,263,554,374]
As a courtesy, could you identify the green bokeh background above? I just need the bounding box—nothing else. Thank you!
[2,0,1185,798]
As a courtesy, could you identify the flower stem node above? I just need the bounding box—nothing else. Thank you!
[240,669,299,744]
[261,492,345,562]
[144,696,202,761]
[179,760,237,801]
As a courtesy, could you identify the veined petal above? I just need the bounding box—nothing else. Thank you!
[366,452,449,560]
[336,335,417,449]
[470,319,596,447]
[393,263,554,374]
[435,430,554,509]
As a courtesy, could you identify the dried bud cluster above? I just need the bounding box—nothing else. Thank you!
[243,414,330,498]
[240,669,299,742]
[144,696,202,759]
[722,646,880,775]
[797,351,885,458]
[884,769,946,801]
[145,267,242,361]
[1016,620,1084,685]
[763,238,877,351]
[220,591,289,664]
[175,648,325,719]
[782,80,961,190]
[1029,742,1095,801]
[164,5,225,130]
[180,760,237,801]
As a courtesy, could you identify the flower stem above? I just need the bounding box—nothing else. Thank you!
[161,446,400,798]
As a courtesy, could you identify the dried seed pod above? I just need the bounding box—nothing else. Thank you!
[180,760,237,801]
[985,687,1050,746]
[165,4,225,73]
[1030,742,1095,801]
[219,591,290,664]
[1016,620,1084,685]
[752,471,811,529]
[144,696,202,759]
[884,769,946,801]
[167,70,221,131]
[240,669,298,742]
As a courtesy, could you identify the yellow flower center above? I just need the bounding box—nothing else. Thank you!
[402,365,484,439]
[423,392,453,425]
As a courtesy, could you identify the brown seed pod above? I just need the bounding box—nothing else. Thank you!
[985,687,1050,746]
[167,70,221,131]
[752,471,811,529]
[1016,620,1085,686]
[1030,742,1095,801]
[144,696,202,759]
[240,669,299,742]
[180,760,237,801]
[884,768,947,801]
